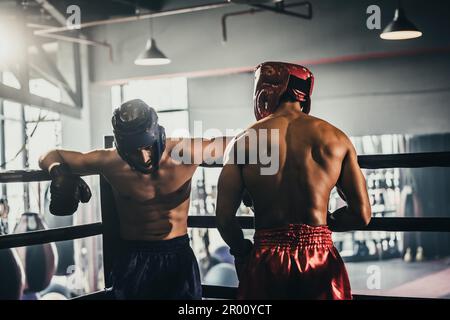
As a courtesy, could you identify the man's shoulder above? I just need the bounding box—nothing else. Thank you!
[248,116,284,129]
[295,116,352,156]
[165,137,193,149]
[164,137,191,157]
[91,148,121,166]
[93,148,130,175]
[93,148,117,157]
[163,138,200,167]
[307,116,350,140]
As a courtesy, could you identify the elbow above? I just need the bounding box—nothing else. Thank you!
[38,153,50,170]
[361,215,371,228]
[349,204,371,228]
[38,149,59,170]
[38,156,44,169]
[360,205,372,227]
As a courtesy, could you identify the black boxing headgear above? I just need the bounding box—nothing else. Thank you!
[112,99,166,174]
[253,61,314,120]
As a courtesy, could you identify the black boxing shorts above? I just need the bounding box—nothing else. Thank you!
[110,234,202,300]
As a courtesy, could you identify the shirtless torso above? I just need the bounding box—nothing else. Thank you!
[216,102,371,300]
[243,107,370,230]
[39,138,225,241]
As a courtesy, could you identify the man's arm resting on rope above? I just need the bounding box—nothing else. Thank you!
[39,149,108,175]
[38,149,109,216]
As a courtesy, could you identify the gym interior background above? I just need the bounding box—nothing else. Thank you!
[0,0,450,299]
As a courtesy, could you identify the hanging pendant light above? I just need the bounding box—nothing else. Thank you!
[134,38,171,65]
[380,2,422,40]
[134,18,171,66]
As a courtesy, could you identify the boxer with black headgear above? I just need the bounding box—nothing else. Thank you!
[112,99,166,173]
[216,61,371,299]
[39,99,231,299]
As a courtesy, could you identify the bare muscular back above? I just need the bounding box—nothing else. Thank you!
[242,112,350,229]
[101,140,197,241]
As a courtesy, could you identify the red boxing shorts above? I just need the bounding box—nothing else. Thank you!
[237,224,352,300]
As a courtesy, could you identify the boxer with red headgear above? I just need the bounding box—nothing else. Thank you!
[254,61,314,119]
[216,61,371,299]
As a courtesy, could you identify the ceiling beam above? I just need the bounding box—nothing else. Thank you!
[0,82,81,118]
[34,2,230,35]
[33,0,67,26]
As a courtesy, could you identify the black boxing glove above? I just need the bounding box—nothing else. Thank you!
[230,239,253,281]
[49,163,92,216]
[229,239,254,259]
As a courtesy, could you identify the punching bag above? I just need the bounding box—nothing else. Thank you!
[203,263,239,287]
[0,198,25,299]
[0,249,25,300]
[14,212,58,293]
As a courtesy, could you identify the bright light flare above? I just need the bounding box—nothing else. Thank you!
[0,24,17,65]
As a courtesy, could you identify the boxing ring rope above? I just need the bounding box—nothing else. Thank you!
[0,151,449,184]
[0,149,450,300]
[0,223,103,250]
[1,215,450,251]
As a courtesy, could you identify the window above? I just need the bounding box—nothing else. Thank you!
[1,77,62,224]
[0,74,102,300]
[111,77,189,137]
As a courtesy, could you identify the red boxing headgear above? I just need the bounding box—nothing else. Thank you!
[253,61,314,120]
